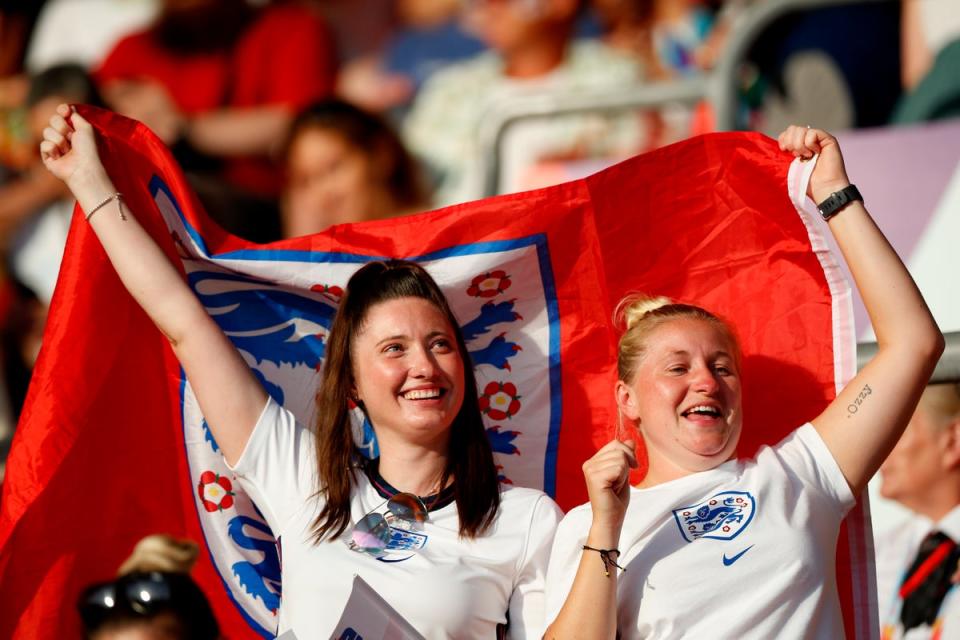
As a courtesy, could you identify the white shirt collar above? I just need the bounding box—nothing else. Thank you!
[935,504,960,542]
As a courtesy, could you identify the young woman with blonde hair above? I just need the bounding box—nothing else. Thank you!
[544,125,944,639]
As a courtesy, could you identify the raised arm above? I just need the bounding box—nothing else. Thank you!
[545,439,636,640]
[40,104,267,465]
[778,125,944,495]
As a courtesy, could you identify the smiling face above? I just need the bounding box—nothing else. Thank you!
[617,317,743,484]
[350,297,466,450]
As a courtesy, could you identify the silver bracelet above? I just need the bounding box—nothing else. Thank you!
[85,192,127,222]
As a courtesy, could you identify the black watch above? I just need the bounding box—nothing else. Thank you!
[816,184,862,221]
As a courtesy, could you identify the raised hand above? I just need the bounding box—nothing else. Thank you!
[777,125,851,203]
[39,104,107,188]
[545,438,638,638]
[37,102,268,468]
[780,124,944,497]
[583,438,638,530]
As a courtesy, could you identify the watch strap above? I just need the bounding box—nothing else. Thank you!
[816,184,862,221]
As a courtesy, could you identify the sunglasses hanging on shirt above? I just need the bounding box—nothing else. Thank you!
[349,492,429,556]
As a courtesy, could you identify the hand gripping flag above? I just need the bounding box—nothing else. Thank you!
[0,107,872,638]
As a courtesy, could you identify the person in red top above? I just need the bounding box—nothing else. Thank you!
[96,0,336,198]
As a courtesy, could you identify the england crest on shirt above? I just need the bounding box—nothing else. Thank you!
[672,491,756,543]
[385,527,428,552]
[150,177,562,637]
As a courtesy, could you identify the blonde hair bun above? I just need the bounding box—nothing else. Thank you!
[615,293,673,331]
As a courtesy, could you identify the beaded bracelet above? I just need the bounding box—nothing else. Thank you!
[85,192,127,222]
[582,545,626,577]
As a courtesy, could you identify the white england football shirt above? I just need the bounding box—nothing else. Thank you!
[231,397,562,639]
[546,424,856,639]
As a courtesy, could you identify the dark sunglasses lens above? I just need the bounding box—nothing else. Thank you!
[78,583,117,629]
[352,513,391,552]
[388,493,428,523]
[123,575,172,614]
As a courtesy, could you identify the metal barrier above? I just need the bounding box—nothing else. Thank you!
[858,332,960,384]
[476,76,707,197]
[478,0,892,197]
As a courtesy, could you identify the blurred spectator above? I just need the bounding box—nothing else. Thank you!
[281,99,429,237]
[337,0,485,115]
[591,0,734,144]
[306,0,394,63]
[0,1,40,165]
[95,0,336,198]
[7,66,101,305]
[592,0,723,80]
[403,0,645,207]
[24,0,159,74]
[892,0,960,124]
[78,534,220,640]
[899,0,960,92]
[115,535,200,578]
[0,66,104,437]
[0,1,45,77]
[876,382,960,639]
[0,77,31,171]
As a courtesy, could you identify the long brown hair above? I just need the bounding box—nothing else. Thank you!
[312,260,501,542]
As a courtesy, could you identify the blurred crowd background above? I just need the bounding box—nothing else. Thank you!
[0,0,957,518]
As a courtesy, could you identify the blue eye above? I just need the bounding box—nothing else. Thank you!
[431,338,453,352]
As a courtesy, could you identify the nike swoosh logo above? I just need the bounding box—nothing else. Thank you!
[722,545,754,566]
[377,554,415,563]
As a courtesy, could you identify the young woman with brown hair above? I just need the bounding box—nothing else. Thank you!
[40,104,561,639]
